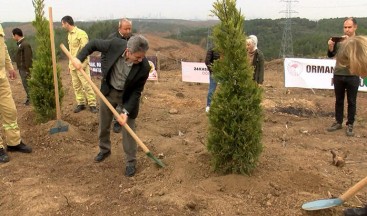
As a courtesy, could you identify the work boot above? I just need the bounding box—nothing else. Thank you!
[346,124,354,137]
[7,141,32,153]
[113,121,122,133]
[90,106,98,113]
[344,206,367,216]
[94,151,111,163]
[0,148,10,163]
[327,122,342,132]
[74,105,86,113]
[125,165,136,177]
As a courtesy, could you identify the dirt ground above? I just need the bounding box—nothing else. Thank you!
[1,39,367,216]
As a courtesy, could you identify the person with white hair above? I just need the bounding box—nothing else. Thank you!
[246,35,265,85]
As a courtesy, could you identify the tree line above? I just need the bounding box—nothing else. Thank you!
[4,17,367,61]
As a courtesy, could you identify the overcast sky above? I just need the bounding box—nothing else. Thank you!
[1,0,367,22]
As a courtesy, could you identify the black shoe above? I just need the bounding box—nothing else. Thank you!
[344,206,367,216]
[74,105,86,113]
[113,121,122,133]
[24,99,30,106]
[7,142,32,153]
[125,165,136,177]
[94,151,111,163]
[0,148,10,163]
[90,106,98,113]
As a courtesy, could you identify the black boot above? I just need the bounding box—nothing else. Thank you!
[344,206,367,216]
[0,148,10,163]
[7,141,32,153]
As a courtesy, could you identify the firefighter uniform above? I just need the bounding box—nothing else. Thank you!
[0,24,21,149]
[67,26,96,106]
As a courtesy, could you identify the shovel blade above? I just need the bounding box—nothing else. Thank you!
[49,121,69,134]
[146,152,165,168]
[302,198,343,211]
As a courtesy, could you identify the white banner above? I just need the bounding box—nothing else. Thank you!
[181,62,209,83]
[284,58,367,91]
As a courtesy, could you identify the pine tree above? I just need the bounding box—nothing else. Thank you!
[29,0,64,122]
[207,0,263,175]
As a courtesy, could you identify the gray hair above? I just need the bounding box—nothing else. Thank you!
[119,18,132,27]
[127,34,149,53]
[247,35,258,50]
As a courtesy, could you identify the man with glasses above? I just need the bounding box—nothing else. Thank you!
[71,35,150,177]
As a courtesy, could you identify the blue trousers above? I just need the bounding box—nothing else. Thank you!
[206,73,217,106]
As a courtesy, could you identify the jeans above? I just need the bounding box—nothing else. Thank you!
[333,75,360,125]
[206,73,217,106]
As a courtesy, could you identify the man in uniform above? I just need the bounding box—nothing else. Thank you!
[61,15,97,113]
[0,24,32,163]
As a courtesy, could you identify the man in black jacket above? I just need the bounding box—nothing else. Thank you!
[72,35,150,177]
[12,28,32,105]
[106,18,133,133]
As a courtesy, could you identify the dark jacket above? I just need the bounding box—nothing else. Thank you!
[15,38,32,71]
[107,31,131,40]
[77,38,150,119]
[205,49,220,73]
[252,49,265,84]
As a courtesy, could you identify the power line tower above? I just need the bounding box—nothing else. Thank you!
[279,0,298,58]
[206,27,212,50]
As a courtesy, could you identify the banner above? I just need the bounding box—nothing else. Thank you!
[90,56,102,75]
[147,56,158,81]
[89,55,159,81]
[181,61,209,83]
[284,58,367,91]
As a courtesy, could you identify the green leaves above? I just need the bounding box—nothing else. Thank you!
[207,0,263,175]
[29,0,64,122]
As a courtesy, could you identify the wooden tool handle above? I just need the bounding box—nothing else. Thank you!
[340,176,367,201]
[48,7,61,120]
[60,44,150,153]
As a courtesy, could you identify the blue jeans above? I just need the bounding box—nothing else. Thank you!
[206,73,217,106]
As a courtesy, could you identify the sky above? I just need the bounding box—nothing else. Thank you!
[1,0,367,22]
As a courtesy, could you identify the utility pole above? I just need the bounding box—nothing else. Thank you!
[206,27,212,50]
[279,0,298,58]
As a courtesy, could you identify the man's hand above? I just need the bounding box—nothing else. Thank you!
[328,38,335,52]
[117,113,128,126]
[72,58,82,70]
[8,69,16,80]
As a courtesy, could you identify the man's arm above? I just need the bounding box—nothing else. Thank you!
[76,39,111,63]
[327,38,337,58]
[4,44,16,79]
[205,49,213,67]
[23,43,33,70]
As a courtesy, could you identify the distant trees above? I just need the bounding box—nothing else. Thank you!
[207,0,263,175]
[28,0,64,122]
[5,17,367,61]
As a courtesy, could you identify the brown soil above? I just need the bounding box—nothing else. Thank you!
[1,42,367,216]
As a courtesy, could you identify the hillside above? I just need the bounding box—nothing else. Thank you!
[1,58,367,215]
[4,17,367,61]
